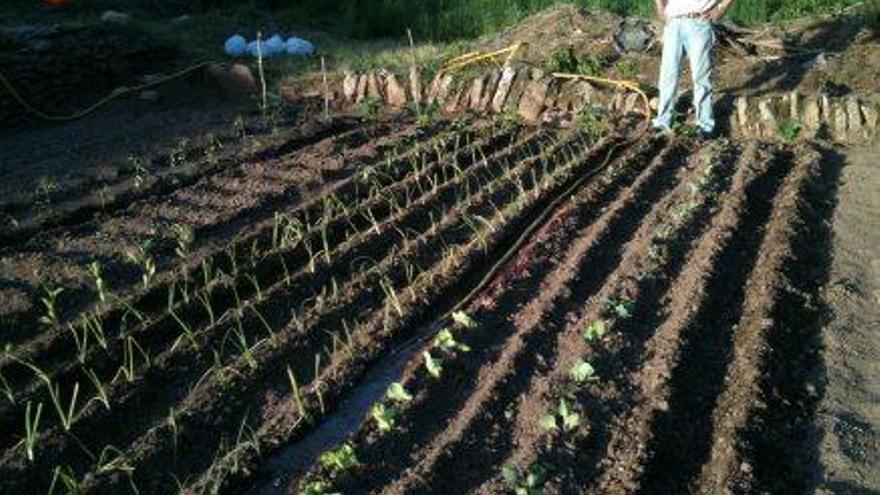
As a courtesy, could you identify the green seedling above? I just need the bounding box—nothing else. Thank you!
[451,310,478,329]
[171,223,194,260]
[570,358,599,384]
[583,319,607,342]
[125,240,156,289]
[299,481,341,495]
[48,465,82,495]
[38,284,64,327]
[371,403,397,432]
[89,261,108,303]
[83,367,110,411]
[540,399,581,433]
[67,323,90,364]
[286,366,311,423]
[379,277,404,317]
[605,298,635,319]
[423,350,443,379]
[23,401,42,462]
[386,382,413,403]
[95,445,134,475]
[502,462,549,495]
[779,119,802,141]
[433,329,471,353]
[319,444,360,473]
[0,368,14,405]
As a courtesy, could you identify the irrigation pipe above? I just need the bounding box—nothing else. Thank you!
[0,60,214,122]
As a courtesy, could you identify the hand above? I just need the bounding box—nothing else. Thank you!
[701,7,724,22]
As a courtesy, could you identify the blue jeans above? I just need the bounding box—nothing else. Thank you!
[652,18,716,133]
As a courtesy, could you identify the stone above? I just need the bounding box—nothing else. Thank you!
[846,96,863,132]
[444,86,465,114]
[207,63,257,94]
[790,90,800,121]
[355,74,368,102]
[138,90,159,102]
[384,73,407,107]
[468,75,486,110]
[409,66,422,107]
[100,10,130,24]
[570,81,596,114]
[833,103,848,140]
[479,70,500,110]
[426,73,444,105]
[434,74,454,106]
[622,92,640,115]
[758,98,777,139]
[803,96,821,131]
[366,72,383,100]
[342,71,358,102]
[821,94,831,122]
[518,78,552,123]
[491,67,517,113]
[735,96,750,132]
[861,103,878,129]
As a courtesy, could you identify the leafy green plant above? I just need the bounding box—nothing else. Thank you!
[371,403,398,432]
[502,462,549,495]
[545,45,579,74]
[386,382,413,403]
[583,319,607,342]
[605,298,634,319]
[354,96,383,121]
[779,119,802,141]
[540,399,581,433]
[433,329,471,352]
[319,444,360,473]
[570,358,598,384]
[298,480,341,495]
[423,350,443,379]
[451,310,478,329]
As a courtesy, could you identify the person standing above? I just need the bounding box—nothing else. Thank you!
[652,0,737,137]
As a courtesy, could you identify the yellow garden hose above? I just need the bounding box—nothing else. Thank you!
[0,60,214,122]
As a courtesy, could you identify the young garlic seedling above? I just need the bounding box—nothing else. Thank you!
[23,401,42,462]
[38,284,64,327]
[171,223,195,260]
[125,240,156,289]
[89,261,108,304]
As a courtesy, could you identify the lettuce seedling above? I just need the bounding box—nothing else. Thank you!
[583,319,607,342]
[319,444,359,473]
[386,382,413,403]
[502,462,549,495]
[423,351,443,379]
[371,403,397,432]
[570,359,598,384]
[451,310,478,329]
[433,329,471,352]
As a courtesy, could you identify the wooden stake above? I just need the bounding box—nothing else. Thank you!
[321,56,330,121]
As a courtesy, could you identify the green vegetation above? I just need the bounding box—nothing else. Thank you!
[502,462,550,495]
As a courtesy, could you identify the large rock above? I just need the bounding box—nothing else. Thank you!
[491,67,517,113]
[467,74,486,110]
[846,96,863,133]
[479,70,500,110]
[384,73,407,108]
[409,66,422,107]
[832,102,849,141]
[802,96,821,138]
[862,103,878,129]
[206,63,257,94]
[355,74,368,102]
[758,98,778,139]
[518,78,552,123]
[342,71,358,102]
[366,72,383,100]
[444,86,466,114]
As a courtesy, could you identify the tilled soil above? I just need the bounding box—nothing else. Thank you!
[0,115,840,495]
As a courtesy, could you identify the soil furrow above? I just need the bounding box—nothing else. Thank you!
[693,145,821,493]
[590,142,792,494]
[472,140,743,495]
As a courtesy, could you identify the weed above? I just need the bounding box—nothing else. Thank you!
[319,443,360,473]
[570,358,599,384]
[545,45,580,74]
[128,155,149,190]
[423,350,443,379]
[502,462,549,495]
[616,57,637,78]
[354,96,383,121]
[779,119,802,141]
[583,319,607,342]
[386,382,413,403]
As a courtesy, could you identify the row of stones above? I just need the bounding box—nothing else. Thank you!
[337,66,878,143]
